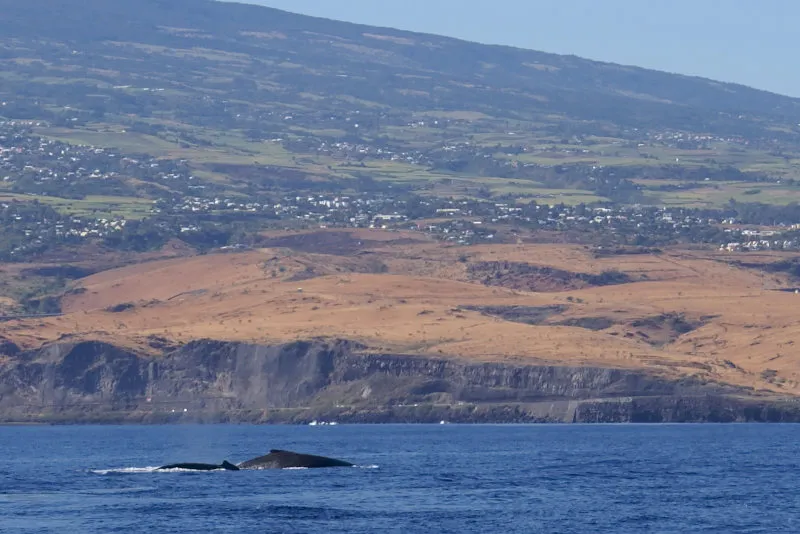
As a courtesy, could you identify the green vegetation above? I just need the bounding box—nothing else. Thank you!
[35,128,179,156]
[0,194,154,219]
[1,0,800,268]
[645,182,800,208]
[0,0,797,206]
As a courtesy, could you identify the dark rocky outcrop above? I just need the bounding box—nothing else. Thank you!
[105,302,136,313]
[0,338,798,424]
[468,261,632,292]
[0,336,20,356]
[461,305,568,325]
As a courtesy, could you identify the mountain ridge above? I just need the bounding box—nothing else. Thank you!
[1,0,799,136]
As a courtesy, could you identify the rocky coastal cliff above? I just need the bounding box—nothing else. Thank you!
[1,339,799,423]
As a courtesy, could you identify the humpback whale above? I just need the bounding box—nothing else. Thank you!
[157,460,239,471]
[238,449,355,469]
[153,450,354,471]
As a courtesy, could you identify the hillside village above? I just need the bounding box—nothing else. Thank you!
[3,119,800,262]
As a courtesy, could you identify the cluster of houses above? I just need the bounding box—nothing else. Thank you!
[720,240,798,252]
[313,141,430,167]
[0,124,118,182]
[645,131,750,150]
[163,193,409,229]
[5,169,800,255]
[0,201,128,257]
[718,229,797,252]
[4,119,800,258]
[0,122,204,197]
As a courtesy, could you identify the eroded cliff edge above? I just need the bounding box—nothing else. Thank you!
[1,339,799,424]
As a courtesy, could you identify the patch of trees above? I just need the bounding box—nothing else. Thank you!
[759,258,800,279]
[105,302,135,313]
[582,269,631,286]
[726,201,800,225]
[20,265,96,279]
[177,225,235,250]
[11,175,138,199]
[100,215,270,253]
[591,246,663,257]
[101,219,172,252]
[687,200,800,226]
[468,261,632,291]
[20,295,62,314]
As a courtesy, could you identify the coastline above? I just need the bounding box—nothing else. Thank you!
[3,339,799,426]
[4,395,800,425]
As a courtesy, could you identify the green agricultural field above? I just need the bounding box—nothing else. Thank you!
[418,186,606,205]
[30,119,800,211]
[35,127,180,156]
[21,84,800,215]
[646,182,800,208]
[518,189,608,205]
[36,124,316,168]
[287,126,350,138]
[631,178,691,186]
[488,138,800,177]
[0,193,155,219]
[397,167,608,204]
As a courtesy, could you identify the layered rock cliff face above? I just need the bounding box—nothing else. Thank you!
[1,339,798,423]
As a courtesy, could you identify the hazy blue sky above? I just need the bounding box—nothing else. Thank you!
[239,0,799,98]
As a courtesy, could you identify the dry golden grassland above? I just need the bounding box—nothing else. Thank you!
[3,229,799,395]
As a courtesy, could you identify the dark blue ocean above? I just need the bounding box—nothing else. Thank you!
[1,424,799,533]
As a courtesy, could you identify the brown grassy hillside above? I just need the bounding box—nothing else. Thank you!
[3,229,799,395]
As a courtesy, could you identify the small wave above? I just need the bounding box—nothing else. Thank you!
[282,467,309,470]
[355,464,380,469]
[79,487,156,495]
[259,504,357,520]
[0,492,65,502]
[90,467,231,474]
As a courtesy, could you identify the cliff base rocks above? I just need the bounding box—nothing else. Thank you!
[1,339,797,424]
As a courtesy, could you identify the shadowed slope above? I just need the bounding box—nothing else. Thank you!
[0,0,798,135]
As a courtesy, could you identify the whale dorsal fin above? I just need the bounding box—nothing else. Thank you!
[221,460,239,471]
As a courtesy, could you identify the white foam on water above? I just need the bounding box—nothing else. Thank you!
[90,467,159,475]
[90,464,379,474]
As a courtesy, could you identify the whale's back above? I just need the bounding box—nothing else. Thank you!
[238,449,354,469]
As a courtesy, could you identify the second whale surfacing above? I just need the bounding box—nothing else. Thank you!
[237,449,355,469]
[157,460,239,471]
